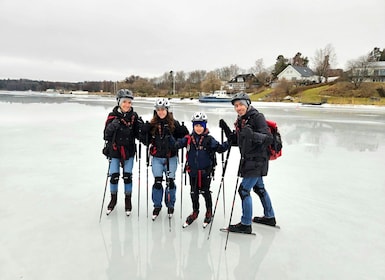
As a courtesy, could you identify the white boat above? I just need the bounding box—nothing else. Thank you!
[199,90,233,103]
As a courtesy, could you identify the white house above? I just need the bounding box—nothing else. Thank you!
[352,61,385,82]
[277,65,317,84]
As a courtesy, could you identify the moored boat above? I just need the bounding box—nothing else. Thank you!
[199,90,233,103]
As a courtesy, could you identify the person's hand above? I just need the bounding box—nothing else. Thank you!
[180,123,189,136]
[240,125,253,139]
[219,119,232,138]
[141,122,151,133]
[163,124,170,135]
[110,118,120,130]
[137,116,144,126]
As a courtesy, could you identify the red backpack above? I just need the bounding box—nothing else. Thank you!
[266,120,282,160]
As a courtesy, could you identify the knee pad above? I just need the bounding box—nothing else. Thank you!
[238,184,250,201]
[167,178,176,189]
[110,173,120,184]
[153,177,163,189]
[123,172,132,184]
[253,185,266,198]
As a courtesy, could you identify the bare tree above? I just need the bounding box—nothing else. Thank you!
[346,55,370,89]
[249,58,264,74]
[313,44,337,83]
[201,71,222,93]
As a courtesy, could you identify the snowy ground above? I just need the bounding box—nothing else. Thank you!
[1,91,384,280]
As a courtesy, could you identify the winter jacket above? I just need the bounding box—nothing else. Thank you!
[103,106,142,160]
[230,106,273,177]
[141,118,189,158]
[177,129,229,176]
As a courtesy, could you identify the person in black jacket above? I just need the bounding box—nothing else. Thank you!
[103,89,143,216]
[219,92,276,233]
[176,112,229,228]
[140,98,189,220]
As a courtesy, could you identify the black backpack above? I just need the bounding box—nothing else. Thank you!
[266,120,282,160]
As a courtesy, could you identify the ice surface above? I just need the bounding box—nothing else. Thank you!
[1,91,384,280]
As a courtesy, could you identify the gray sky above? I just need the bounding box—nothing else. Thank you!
[1,0,384,82]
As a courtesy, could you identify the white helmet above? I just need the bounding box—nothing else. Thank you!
[191,112,208,122]
[154,98,170,109]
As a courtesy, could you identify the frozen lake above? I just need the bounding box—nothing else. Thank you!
[1,91,384,280]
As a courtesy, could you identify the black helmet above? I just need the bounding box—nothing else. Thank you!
[191,112,208,122]
[231,92,251,106]
[116,89,134,104]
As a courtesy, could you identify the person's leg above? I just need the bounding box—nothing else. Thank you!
[107,158,120,214]
[201,174,213,218]
[122,157,134,215]
[151,157,164,211]
[253,177,275,218]
[184,174,199,225]
[238,177,258,225]
[164,156,178,212]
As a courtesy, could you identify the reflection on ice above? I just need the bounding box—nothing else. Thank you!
[1,91,385,280]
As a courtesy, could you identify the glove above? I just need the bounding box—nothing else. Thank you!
[140,122,151,134]
[137,116,144,126]
[240,125,254,139]
[102,141,111,157]
[180,124,189,136]
[219,119,232,138]
[110,118,120,130]
[163,124,170,135]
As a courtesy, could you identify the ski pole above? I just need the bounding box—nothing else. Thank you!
[137,142,142,219]
[145,123,150,218]
[225,161,242,250]
[225,139,245,250]
[166,158,172,232]
[221,128,226,218]
[207,145,231,240]
[99,159,111,223]
[180,139,184,218]
[165,133,172,232]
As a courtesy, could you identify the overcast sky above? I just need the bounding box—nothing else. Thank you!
[1,0,384,82]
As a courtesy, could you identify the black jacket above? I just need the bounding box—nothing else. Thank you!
[141,118,189,158]
[231,106,273,177]
[103,106,142,160]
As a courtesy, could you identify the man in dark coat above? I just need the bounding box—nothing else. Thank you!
[219,92,277,233]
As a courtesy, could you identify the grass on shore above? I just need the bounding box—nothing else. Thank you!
[250,82,385,106]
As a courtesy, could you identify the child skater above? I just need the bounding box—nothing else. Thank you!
[176,112,230,228]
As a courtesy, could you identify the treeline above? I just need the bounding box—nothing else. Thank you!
[2,46,384,96]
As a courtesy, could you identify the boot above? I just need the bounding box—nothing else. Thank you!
[152,207,161,221]
[183,210,199,228]
[167,207,174,218]
[125,194,132,216]
[228,222,252,234]
[106,193,117,215]
[252,216,276,226]
[203,209,212,226]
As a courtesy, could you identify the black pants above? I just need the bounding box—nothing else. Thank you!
[189,170,212,212]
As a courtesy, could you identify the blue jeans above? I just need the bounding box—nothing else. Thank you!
[151,156,178,208]
[109,157,134,194]
[239,177,275,225]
